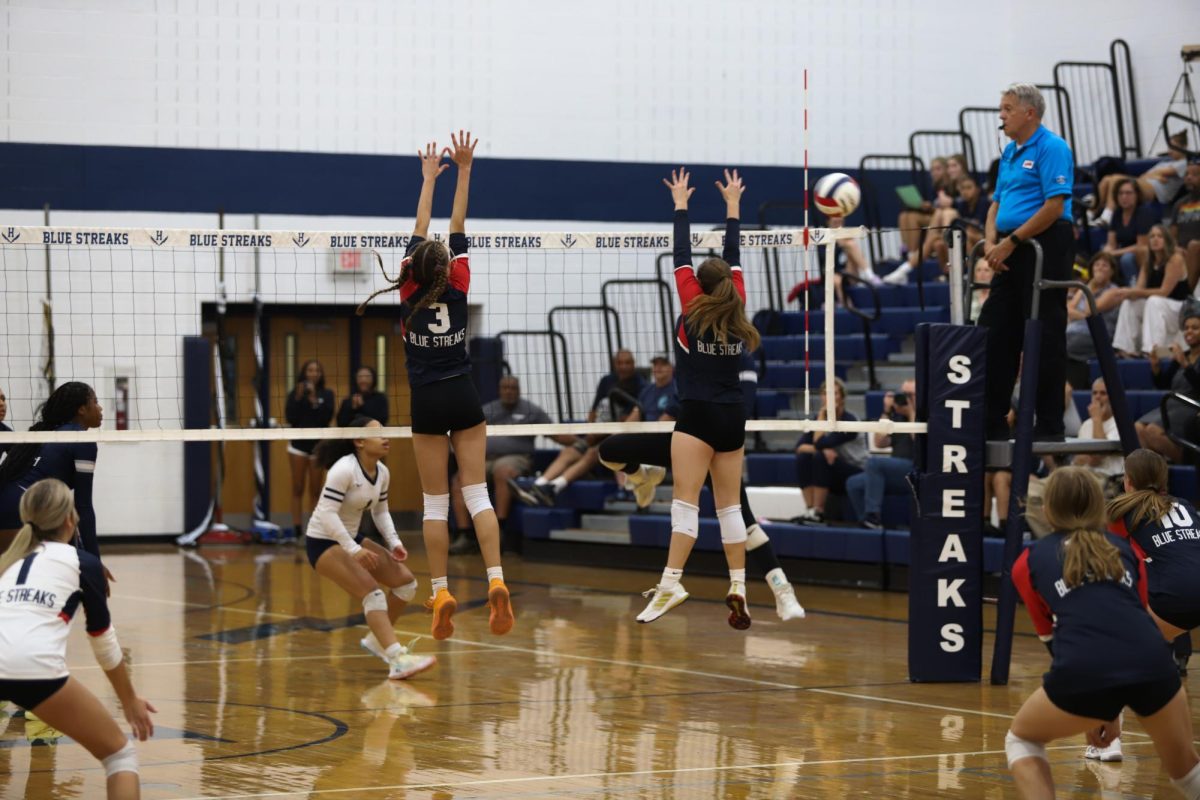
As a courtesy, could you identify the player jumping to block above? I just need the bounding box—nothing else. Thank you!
[637,167,761,628]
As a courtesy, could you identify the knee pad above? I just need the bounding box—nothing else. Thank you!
[102,741,138,777]
[1172,760,1200,800]
[391,579,417,603]
[717,506,747,544]
[1004,730,1047,768]
[362,588,388,614]
[462,482,494,519]
[670,499,700,539]
[746,522,769,550]
[422,492,449,522]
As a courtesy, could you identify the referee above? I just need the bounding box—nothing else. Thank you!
[981,83,1075,441]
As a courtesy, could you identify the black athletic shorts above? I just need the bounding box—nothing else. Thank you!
[305,533,366,569]
[410,374,486,435]
[674,400,746,453]
[0,677,68,711]
[1150,593,1200,632]
[1043,671,1181,721]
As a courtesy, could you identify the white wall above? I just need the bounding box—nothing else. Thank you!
[1,0,1194,165]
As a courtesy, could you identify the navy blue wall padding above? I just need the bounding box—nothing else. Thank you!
[183,336,213,534]
[0,141,906,224]
[909,323,986,683]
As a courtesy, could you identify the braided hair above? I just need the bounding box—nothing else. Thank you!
[356,240,451,321]
[0,382,95,486]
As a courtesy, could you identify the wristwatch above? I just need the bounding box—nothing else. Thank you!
[1008,233,1023,247]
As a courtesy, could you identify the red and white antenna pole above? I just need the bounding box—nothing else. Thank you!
[802,67,812,416]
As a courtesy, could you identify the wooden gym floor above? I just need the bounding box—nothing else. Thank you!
[0,541,1189,799]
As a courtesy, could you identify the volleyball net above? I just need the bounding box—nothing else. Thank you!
[0,223,924,444]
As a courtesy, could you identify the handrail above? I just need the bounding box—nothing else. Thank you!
[496,329,575,422]
[1162,111,1200,159]
[601,278,675,358]
[840,271,881,390]
[858,153,926,265]
[1111,38,1142,157]
[1054,58,1125,162]
[1161,392,1200,460]
[548,304,623,365]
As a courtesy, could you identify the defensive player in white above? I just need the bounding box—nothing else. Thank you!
[306,417,435,680]
[0,478,154,800]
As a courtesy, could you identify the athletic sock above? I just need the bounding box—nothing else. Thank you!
[384,643,404,660]
[660,567,683,590]
[431,576,449,595]
[486,566,504,583]
[534,476,549,486]
[550,477,568,492]
[729,568,746,585]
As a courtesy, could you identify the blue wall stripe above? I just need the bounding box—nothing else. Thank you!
[0,142,910,225]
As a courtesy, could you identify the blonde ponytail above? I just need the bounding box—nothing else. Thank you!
[1043,467,1123,588]
[0,479,77,577]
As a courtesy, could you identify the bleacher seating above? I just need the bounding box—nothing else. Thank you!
[511,272,1197,578]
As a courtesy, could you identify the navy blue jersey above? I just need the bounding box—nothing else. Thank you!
[285,388,334,452]
[673,212,746,405]
[0,423,98,558]
[1013,531,1173,690]
[1112,497,1200,603]
[400,233,471,388]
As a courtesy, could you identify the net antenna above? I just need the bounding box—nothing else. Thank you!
[802,67,813,417]
[41,203,55,396]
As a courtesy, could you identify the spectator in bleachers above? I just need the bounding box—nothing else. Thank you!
[336,366,388,426]
[897,156,950,263]
[628,356,677,422]
[1111,225,1190,359]
[450,376,571,554]
[846,379,915,529]
[887,162,977,284]
[1091,132,1190,226]
[1065,252,1123,362]
[1071,378,1123,477]
[285,359,335,538]
[1104,178,1156,269]
[1168,159,1200,289]
[971,259,993,321]
[1136,310,1200,464]
[793,378,867,525]
[945,154,969,195]
[529,349,646,506]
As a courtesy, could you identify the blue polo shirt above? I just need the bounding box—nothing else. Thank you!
[993,125,1073,232]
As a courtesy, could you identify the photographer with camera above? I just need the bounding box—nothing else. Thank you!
[847,378,916,530]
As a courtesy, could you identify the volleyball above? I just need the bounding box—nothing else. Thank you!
[813,172,861,217]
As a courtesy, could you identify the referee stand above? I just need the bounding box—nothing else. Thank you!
[976,238,1141,684]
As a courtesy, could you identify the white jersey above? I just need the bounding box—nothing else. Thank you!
[305,455,400,554]
[0,541,111,680]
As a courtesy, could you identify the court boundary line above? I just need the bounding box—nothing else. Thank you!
[164,741,1161,799]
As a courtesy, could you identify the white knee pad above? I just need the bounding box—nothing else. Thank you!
[671,499,700,539]
[422,492,449,521]
[102,741,138,777]
[391,579,418,603]
[1004,730,1047,768]
[362,588,388,614]
[462,482,494,519]
[1173,760,1200,800]
[717,505,748,544]
[746,523,769,550]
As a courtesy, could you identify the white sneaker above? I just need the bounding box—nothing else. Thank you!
[388,651,437,680]
[636,583,689,623]
[626,465,667,509]
[1083,737,1123,762]
[774,585,807,621]
[726,581,751,630]
[882,263,912,285]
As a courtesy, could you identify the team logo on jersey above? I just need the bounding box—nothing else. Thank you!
[1,227,18,244]
[292,232,310,248]
[561,233,577,249]
[1055,175,1067,184]
[1022,160,1035,169]
[150,230,168,246]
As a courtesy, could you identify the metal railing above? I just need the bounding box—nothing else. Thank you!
[496,330,574,422]
[857,153,925,266]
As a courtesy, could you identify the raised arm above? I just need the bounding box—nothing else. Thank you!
[715,168,744,265]
[447,130,478,235]
[413,141,448,240]
[665,168,703,305]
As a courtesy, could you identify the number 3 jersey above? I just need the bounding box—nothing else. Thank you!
[400,233,471,388]
[1112,497,1200,597]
